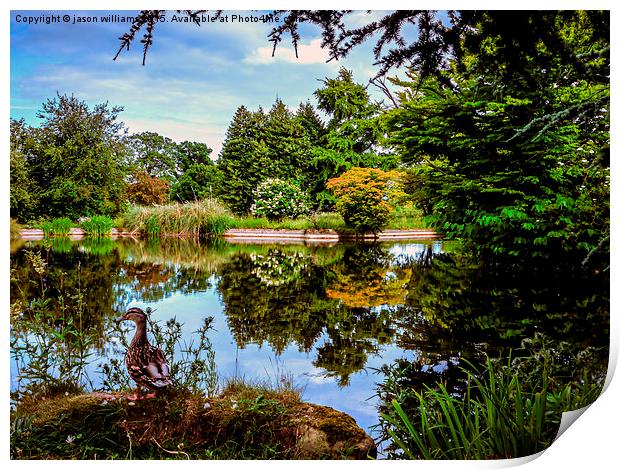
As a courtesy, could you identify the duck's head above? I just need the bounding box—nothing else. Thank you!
[116,307,148,325]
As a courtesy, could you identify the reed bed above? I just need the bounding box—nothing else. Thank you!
[119,199,236,239]
[80,215,114,237]
[41,217,73,237]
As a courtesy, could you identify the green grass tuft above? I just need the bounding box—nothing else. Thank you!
[380,357,602,459]
[42,217,73,237]
[80,215,114,237]
[10,218,22,239]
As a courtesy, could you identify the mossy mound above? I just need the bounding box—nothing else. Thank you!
[11,385,376,460]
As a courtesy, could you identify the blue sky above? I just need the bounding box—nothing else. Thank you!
[10,10,415,157]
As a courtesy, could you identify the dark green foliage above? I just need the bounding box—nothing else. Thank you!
[218,101,318,214]
[129,133,215,180]
[216,86,396,215]
[386,12,609,263]
[173,140,214,174]
[10,94,130,221]
[129,133,220,203]
[217,105,271,214]
[128,131,179,180]
[263,100,313,182]
[170,163,222,202]
[309,69,397,209]
[295,101,325,146]
[10,145,38,223]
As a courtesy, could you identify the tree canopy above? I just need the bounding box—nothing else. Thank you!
[10,94,130,221]
[385,11,609,262]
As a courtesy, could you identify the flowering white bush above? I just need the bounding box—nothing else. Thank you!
[250,178,310,220]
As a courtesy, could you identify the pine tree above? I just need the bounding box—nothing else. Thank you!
[218,106,272,214]
[264,99,313,183]
[295,101,326,147]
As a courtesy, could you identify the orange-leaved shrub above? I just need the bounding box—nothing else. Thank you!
[126,171,170,206]
[326,167,403,234]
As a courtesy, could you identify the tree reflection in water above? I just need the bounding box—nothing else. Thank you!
[10,237,608,404]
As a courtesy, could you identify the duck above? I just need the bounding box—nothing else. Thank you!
[116,307,173,400]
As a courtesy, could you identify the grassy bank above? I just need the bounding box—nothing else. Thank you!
[11,380,375,460]
[17,202,428,239]
[228,206,425,231]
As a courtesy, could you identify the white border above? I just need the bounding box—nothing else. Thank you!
[3,2,617,469]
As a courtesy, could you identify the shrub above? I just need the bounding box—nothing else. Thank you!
[80,215,114,237]
[10,218,22,240]
[250,179,310,221]
[326,167,402,234]
[126,171,170,206]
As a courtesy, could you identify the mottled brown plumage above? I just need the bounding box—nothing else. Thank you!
[117,307,172,400]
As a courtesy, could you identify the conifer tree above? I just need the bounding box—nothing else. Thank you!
[387,11,609,262]
[218,106,272,214]
[310,68,395,209]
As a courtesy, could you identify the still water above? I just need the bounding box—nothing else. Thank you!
[10,237,609,442]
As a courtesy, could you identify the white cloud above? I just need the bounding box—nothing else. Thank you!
[124,118,225,157]
[244,38,338,66]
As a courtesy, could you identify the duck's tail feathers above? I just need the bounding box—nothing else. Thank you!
[149,378,173,389]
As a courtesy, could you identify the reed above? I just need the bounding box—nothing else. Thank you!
[119,199,236,239]
[380,357,601,459]
[80,215,114,237]
[42,217,73,237]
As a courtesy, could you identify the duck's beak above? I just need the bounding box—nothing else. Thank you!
[116,315,127,324]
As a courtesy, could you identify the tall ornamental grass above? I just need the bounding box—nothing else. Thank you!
[80,215,114,237]
[10,218,22,239]
[120,199,235,239]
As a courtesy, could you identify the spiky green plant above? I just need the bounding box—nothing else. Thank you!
[380,357,602,460]
[80,215,114,237]
[42,217,73,237]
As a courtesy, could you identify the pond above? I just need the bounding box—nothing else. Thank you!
[9,237,609,450]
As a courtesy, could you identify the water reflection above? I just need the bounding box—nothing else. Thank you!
[10,237,609,437]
